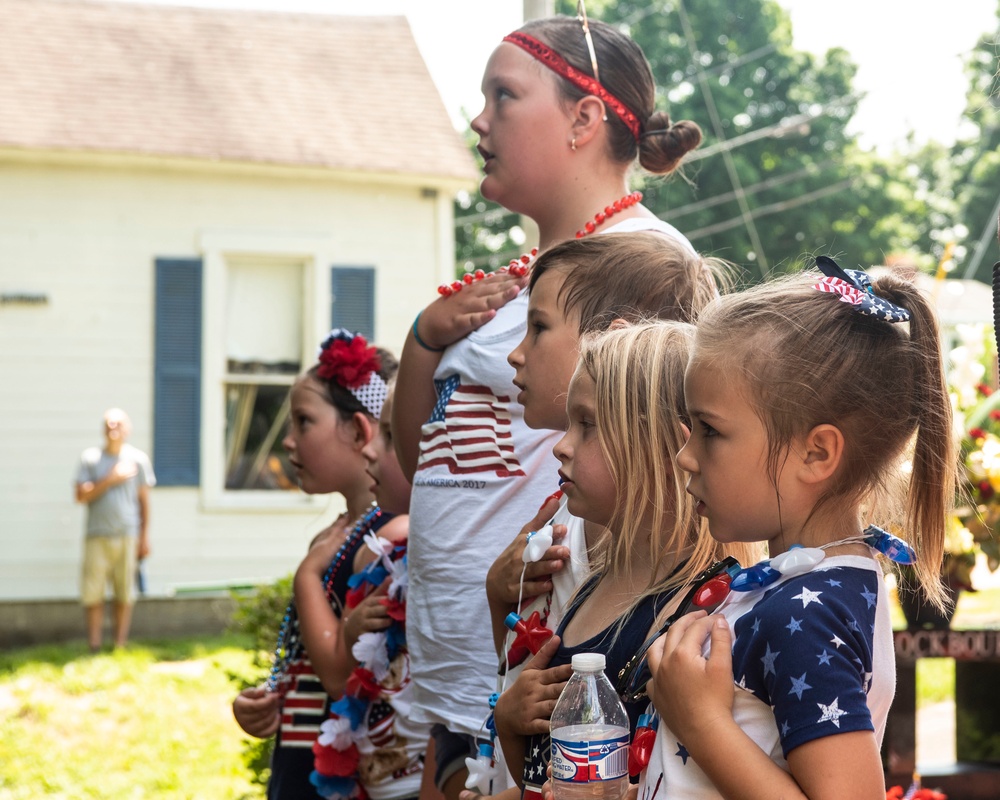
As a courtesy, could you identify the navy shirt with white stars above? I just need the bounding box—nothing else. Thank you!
[728,563,882,755]
[639,555,895,799]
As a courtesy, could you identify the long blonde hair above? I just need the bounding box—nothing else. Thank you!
[578,322,754,610]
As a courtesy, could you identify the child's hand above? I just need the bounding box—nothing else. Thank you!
[495,634,571,736]
[417,271,524,350]
[647,612,734,746]
[486,494,568,605]
[232,686,281,738]
[459,787,522,800]
[298,525,349,579]
[343,583,391,648]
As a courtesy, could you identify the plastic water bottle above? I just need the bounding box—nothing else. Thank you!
[550,653,630,800]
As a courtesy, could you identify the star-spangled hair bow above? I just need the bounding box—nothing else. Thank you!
[812,256,911,322]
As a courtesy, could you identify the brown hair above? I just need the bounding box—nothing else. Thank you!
[519,15,702,173]
[528,232,728,330]
[692,270,956,608]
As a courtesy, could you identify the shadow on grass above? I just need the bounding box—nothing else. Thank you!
[0,631,255,674]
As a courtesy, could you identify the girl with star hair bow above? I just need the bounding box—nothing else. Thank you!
[635,257,955,800]
[233,330,401,800]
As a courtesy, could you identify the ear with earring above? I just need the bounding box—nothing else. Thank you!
[571,137,577,151]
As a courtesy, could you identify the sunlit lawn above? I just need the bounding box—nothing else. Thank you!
[0,634,265,800]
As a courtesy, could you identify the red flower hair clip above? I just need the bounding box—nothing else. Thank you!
[317,330,382,389]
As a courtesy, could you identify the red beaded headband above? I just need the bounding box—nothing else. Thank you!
[502,31,642,141]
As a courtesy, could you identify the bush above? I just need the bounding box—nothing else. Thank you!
[228,574,295,789]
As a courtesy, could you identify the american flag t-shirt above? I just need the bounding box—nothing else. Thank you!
[416,374,525,477]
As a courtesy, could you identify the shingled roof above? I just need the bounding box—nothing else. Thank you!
[0,0,478,181]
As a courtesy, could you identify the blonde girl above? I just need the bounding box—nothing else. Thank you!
[494,322,751,800]
[645,258,955,800]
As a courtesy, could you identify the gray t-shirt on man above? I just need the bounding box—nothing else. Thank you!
[76,443,156,537]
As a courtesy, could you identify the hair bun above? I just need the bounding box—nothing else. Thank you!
[639,112,703,175]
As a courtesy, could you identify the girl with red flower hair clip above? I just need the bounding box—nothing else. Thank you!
[233,330,403,800]
[310,378,433,800]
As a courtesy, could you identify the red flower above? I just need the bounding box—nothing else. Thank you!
[346,667,381,700]
[379,595,407,622]
[313,741,360,777]
[977,383,993,397]
[317,335,381,389]
[981,480,995,501]
[969,427,987,440]
[990,409,1000,421]
[345,585,367,610]
[887,785,948,800]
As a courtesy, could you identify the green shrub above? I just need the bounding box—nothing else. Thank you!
[227,575,295,789]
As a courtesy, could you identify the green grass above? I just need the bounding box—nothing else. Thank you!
[0,634,266,800]
[2,588,997,798]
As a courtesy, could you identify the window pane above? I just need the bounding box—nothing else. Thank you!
[224,383,297,490]
[226,257,304,373]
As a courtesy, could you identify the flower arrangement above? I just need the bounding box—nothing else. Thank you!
[947,323,1000,589]
[885,783,947,800]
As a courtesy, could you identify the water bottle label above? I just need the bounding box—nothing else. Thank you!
[551,732,629,783]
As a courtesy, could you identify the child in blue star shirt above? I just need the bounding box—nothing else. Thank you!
[642,258,955,799]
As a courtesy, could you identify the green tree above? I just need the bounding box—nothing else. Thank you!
[453,0,940,282]
[952,1,1000,283]
[590,0,908,280]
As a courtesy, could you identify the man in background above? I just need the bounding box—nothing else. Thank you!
[75,408,155,651]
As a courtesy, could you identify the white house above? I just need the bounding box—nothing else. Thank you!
[0,0,478,604]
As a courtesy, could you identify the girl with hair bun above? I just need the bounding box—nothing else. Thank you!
[393,10,706,798]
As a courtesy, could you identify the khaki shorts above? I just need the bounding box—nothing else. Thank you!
[81,536,136,605]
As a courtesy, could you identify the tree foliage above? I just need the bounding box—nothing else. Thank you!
[453,0,997,284]
[952,1,1000,283]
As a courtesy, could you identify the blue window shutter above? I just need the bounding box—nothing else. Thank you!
[331,266,375,341]
[154,258,203,486]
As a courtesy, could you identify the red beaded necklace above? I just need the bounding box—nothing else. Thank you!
[439,191,643,297]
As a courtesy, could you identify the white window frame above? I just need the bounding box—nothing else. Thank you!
[198,231,335,511]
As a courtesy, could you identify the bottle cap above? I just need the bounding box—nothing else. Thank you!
[571,652,606,672]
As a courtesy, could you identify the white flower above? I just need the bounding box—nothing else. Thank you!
[388,557,408,602]
[353,632,389,681]
[318,715,354,749]
[522,524,554,563]
[364,532,397,576]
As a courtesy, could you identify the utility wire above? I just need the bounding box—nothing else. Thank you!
[676,0,770,277]
[685,180,854,240]
[666,161,835,219]
[962,189,1000,280]
[681,95,858,164]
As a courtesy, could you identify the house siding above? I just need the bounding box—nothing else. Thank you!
[0,157,449,600]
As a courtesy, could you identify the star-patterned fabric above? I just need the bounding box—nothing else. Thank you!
[812,256,911,322]
[639,555,895,799]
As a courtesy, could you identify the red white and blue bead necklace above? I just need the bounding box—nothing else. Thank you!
[265,504,384,693]
[438,191,643,297]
